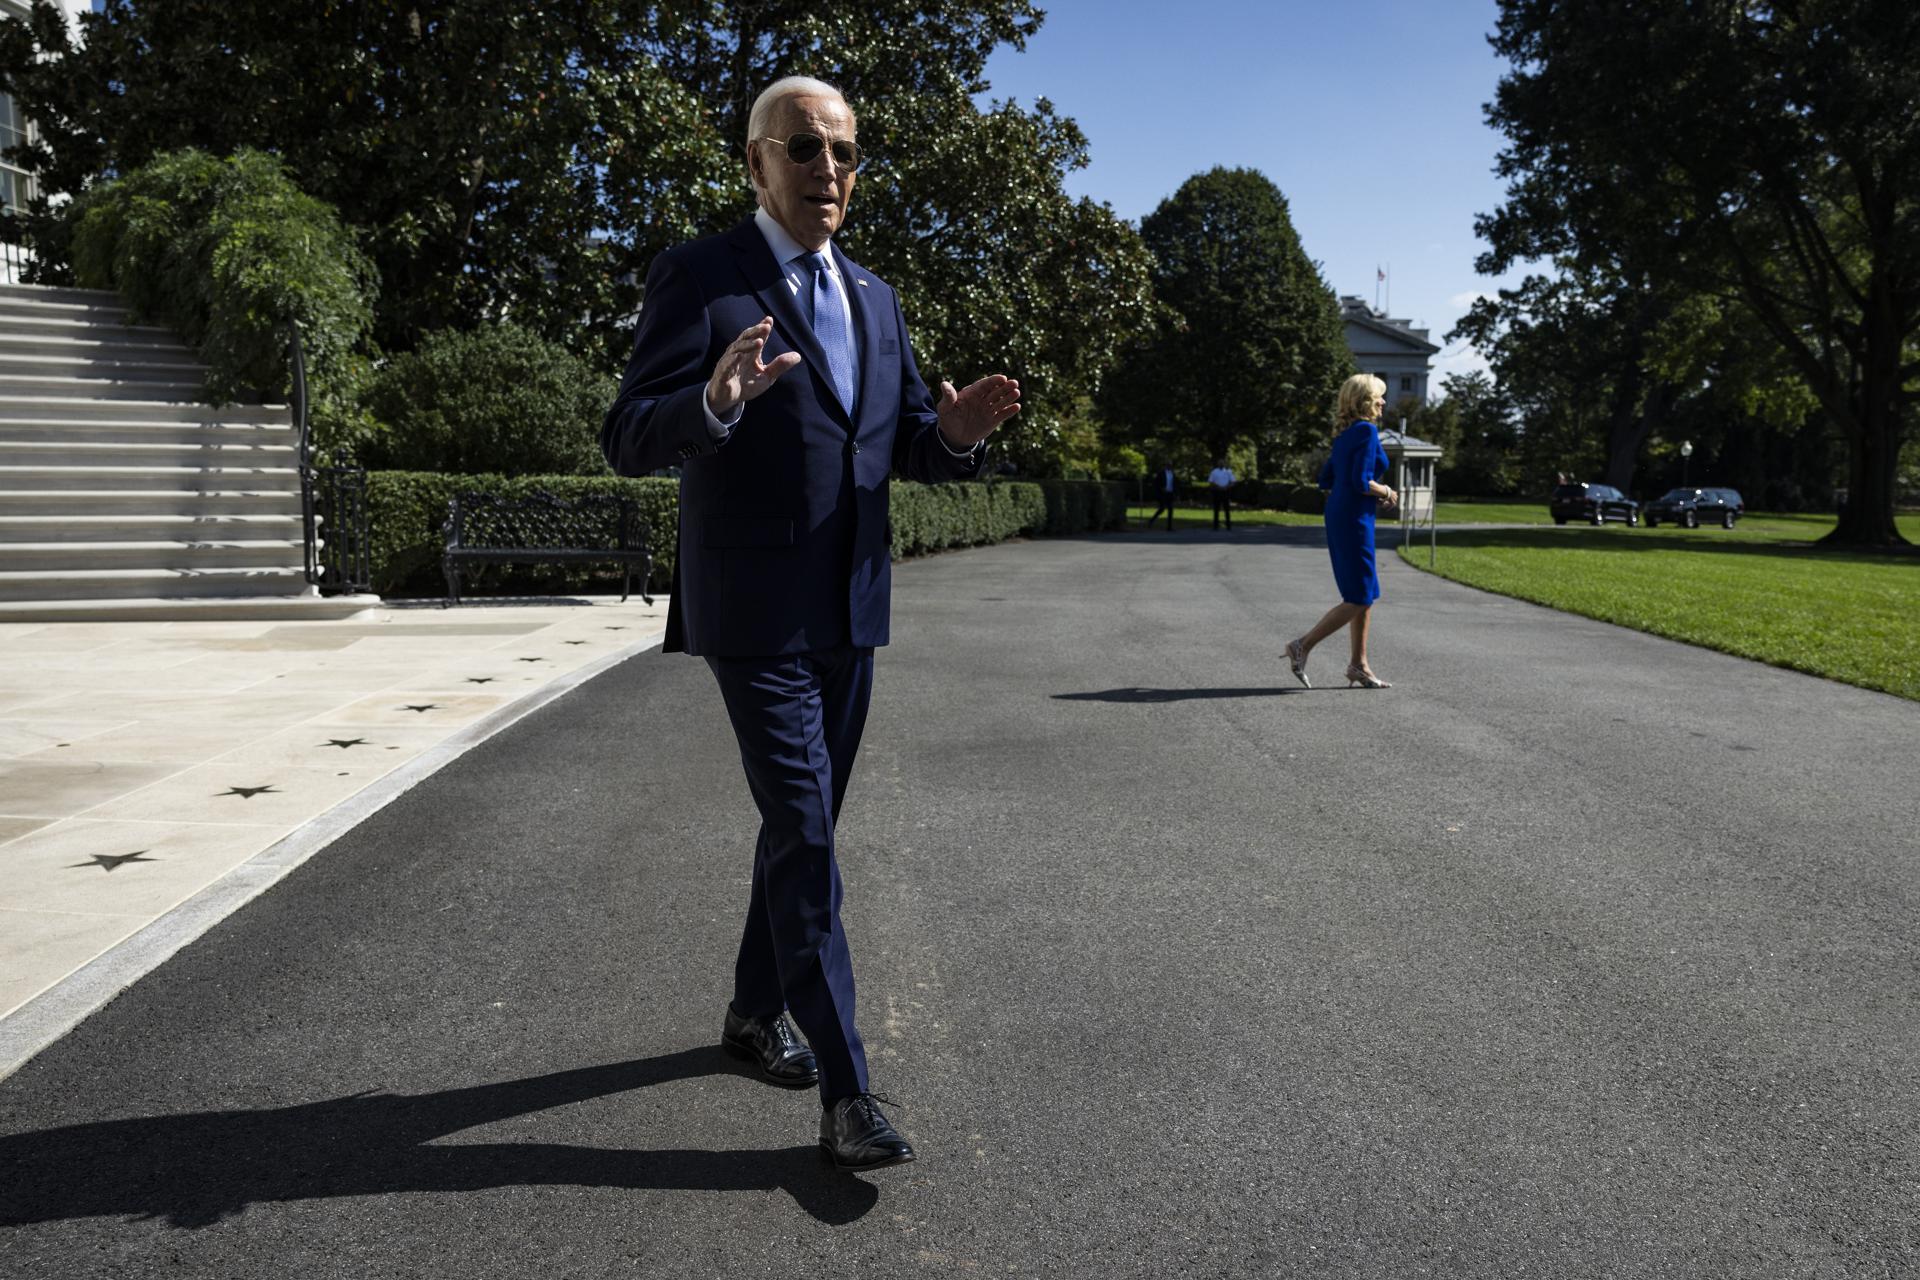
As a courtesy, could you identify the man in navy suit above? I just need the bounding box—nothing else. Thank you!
[601,76,1020,1172]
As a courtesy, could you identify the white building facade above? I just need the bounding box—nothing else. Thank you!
[0,0,94,260]
[1341,295,1439,405]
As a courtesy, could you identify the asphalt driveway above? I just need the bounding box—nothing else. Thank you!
[3,528,1915,1278]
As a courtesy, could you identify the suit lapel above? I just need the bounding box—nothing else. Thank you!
[833,242,885,432]
[728,220,850,432]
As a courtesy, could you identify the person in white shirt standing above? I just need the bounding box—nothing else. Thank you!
[1207,457,1235,530]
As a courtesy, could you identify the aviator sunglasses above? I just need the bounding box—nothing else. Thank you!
[755,132,863,171]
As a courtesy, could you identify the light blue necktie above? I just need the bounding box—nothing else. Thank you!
[805,250,857,416]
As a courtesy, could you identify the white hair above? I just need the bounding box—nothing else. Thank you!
[746,75,851,151]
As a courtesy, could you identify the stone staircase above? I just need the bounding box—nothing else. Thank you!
[0,283,377,621]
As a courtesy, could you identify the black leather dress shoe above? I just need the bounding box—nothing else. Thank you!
[820,1094,915,1172]
[721,1005,819,1087]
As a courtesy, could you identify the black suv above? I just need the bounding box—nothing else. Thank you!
[1550,482,1639,526]
[1645,487,1745,528]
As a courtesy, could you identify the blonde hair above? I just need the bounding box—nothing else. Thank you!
[1335,374,1386,427]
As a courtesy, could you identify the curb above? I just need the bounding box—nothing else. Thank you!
[0,628,667,1081]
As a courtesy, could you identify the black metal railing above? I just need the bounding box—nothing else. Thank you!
[312,464,372,592]
[292,323,373,595]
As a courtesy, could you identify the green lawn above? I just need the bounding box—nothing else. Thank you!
[1398,521,1920,700]
[1428,497,1557,525]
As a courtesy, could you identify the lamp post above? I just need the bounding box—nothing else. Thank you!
[1680,439,1694,487]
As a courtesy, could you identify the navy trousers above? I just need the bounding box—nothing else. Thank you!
[705,646,875,1101]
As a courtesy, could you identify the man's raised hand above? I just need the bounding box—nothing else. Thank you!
[935,375,1021,451]
[707,318,803,417]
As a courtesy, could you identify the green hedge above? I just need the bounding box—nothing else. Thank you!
[359,324,614,476]
[891,479,1124,552]
[366,474,1127,597]
[1252,480,1294,509]
[891,480,1039,556]
[1287,484,1328,515]
[366,472,678,597]
[69,148,375,407]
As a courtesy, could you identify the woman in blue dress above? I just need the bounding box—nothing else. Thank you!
[1286,374,1398,688]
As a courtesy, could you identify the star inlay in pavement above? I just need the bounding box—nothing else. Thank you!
[563,640,588,645]
[71,850,156,872]
[516,657,546,663]
[466,677,497,685]
[400,704,440,713]
[604,626,628,631]
[322,738,368,749]
[221,785,279,799]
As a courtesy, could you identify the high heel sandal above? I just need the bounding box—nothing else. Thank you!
[1285,637,1311,688]
[1345,664,1391,689]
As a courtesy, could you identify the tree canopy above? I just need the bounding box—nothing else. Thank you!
[0,0,1154,471]
[1099,167,1351,469]
[1476,0,1920,544]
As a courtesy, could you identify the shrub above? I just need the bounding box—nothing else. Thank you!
[1287,485,1327,515]
[365,472,677,597]
[365,474,1119,597]
[1101,443,1149,482]
[1032,479,1129,534]
[69,148,376,407]
[889,481,1050,556]
[359,324,614,476]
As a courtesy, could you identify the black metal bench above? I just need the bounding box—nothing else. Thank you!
[442,490,654,606]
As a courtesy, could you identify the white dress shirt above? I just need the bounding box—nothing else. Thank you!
[703,208,973,457]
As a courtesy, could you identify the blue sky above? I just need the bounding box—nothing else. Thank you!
[978,0,1528,386]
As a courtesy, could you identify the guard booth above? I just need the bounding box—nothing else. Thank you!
[1378,425,1442,563]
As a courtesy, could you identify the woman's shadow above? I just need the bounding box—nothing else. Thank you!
[0,1047,877,1228]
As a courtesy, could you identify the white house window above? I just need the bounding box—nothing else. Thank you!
[1400,375,1413,392]
[0,92,29,213]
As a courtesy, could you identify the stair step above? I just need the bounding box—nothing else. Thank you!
[0,313,177,343]
[0,489,305,515]
[0,352,205,381]
[0,539,307,571]
[0,514,306,542]
[0,374,211,401]
[0,593,380,623]
[0,330,197,361]
[0,294,133,324]
[0,396,290,424]
[0,283,131,310]
[0,566,313,602]
[0,419,293,446]
[0,465,303,492]
[0,440,299,465]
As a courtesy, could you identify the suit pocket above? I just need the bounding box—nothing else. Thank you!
[702,515,796,549]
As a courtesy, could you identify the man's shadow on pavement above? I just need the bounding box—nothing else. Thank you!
[0,1047,876,1229]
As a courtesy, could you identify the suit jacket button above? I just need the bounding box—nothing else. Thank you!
[851,442,862,455]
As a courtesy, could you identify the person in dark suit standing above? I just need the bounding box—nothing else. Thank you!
[601,76,1019,1172]
[1143,460,1177,530]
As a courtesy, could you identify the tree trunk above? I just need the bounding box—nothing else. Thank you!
[1603,381,1667,496]
[1826,400,1907,546]
[1823,289,1910,547]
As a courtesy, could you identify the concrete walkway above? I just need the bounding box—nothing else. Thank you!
[0,597,667,1066]
[0,532,1914,1277]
